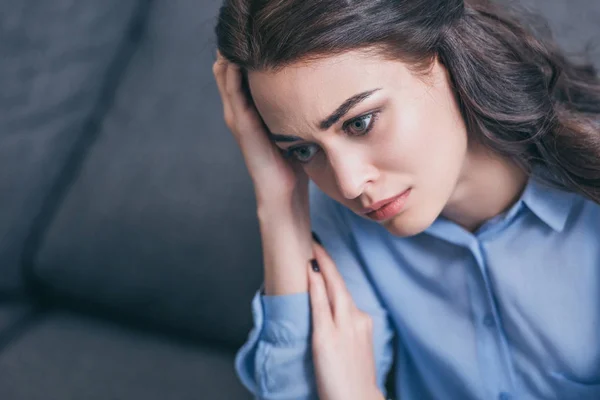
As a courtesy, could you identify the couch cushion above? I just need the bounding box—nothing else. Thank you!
[0,302,35,344]
[0,310,252,400]
[0,0,142,294]
[33,0,263,348]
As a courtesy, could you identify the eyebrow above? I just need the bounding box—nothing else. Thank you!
[268,88,382,143]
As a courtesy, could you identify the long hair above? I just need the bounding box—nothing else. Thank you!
[215,0,600,203]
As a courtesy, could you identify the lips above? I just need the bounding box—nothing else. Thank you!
[360,189,411,214]
[359,188,412,222]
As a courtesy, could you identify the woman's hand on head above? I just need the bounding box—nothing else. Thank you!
[213,50,308,206]
[308,241,386,400]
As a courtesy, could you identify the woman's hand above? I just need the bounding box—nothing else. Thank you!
[308,241,386,400]
[212,50,308,205]
[213,49,312,296]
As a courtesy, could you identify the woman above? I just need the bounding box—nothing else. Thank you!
[213,0,600,398]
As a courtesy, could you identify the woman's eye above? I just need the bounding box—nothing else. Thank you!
[285,144,320,163]
[283,111,379,164]
[344,112,378,136]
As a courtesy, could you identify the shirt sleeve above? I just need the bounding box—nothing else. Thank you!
[234,182,396,399]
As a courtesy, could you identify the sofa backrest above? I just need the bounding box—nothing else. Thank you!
[0,0,143,295]
[30,0,264,348]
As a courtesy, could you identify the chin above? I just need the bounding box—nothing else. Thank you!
[382,206,439,237]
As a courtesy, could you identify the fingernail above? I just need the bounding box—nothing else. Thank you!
[311,231,322,245]
[310,258,320,272]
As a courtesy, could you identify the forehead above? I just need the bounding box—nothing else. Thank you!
[247,50,408,132]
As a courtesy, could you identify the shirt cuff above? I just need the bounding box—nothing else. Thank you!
[259,288,312,345]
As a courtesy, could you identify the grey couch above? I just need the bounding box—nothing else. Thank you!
[0,1,597,399]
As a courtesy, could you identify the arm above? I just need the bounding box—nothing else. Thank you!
[235,182,396,399]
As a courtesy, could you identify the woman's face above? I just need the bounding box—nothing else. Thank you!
[248,50,469,237]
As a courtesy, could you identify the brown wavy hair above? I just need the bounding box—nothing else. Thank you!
[215,0,600,203]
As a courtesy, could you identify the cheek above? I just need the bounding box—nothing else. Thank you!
[366,108,413,171]
[396,91,467,179]
[383,98,467,236]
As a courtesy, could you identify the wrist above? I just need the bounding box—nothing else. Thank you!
[256,194,312,296]
[256,194,309,223]
[255,177,309,215]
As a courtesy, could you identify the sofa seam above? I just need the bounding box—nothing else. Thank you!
[19,0,157,299]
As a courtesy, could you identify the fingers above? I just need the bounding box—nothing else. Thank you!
[213,50,249,130]
[212,50,266,141]
[225,60,248,111]
[212,49,293,188]
[311,241,354,323]
[308,258,334,332]
[213,51,234,130]
[215,50,251,116]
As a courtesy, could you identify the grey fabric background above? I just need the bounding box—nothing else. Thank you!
[0,311,249,400]
[0,0,142,294]
[0,303,33,336]
[32,0,263,348]
[520,0,600,66]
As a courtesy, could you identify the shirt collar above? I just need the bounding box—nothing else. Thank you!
[424,168,579,244]
[520,170,579,232]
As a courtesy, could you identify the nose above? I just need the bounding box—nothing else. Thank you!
[328,150,376,200]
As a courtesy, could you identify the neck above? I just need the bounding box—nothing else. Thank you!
[442,143,529,233]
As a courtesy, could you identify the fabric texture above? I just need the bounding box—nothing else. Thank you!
[0,0,142,294]
[33,0,263,348]
[0,310,251,400]
[236,176,600,400]
[519,0,600,67]
[0,302,35,342]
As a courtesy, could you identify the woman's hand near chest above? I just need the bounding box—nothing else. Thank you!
[308,240,387,400]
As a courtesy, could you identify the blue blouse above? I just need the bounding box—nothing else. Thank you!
[235,173,600,400]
